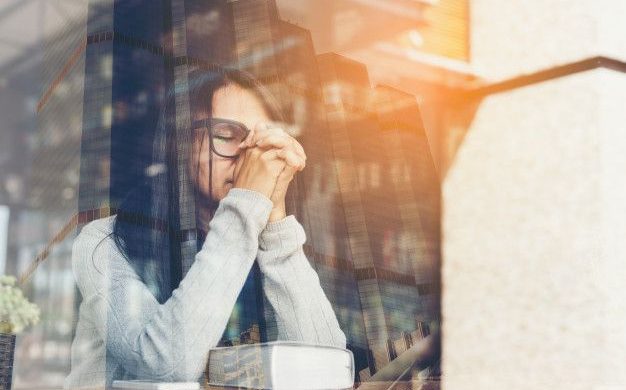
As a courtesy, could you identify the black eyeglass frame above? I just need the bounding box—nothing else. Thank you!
[191,117,251,159]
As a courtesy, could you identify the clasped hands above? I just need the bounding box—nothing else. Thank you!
[232,122,306,223]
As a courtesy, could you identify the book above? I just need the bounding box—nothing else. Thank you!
[111,380,200,390]
[206,341,354,390]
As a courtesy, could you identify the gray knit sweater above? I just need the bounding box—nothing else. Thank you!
[64,188,346,389]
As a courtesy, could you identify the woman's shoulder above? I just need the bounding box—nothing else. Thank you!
[72,216,119,270]
[74,215,115,250]
[74,215,116,250]
[77,215,117,242]
[72,215,129,293]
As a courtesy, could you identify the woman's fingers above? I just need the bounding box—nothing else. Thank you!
[243,122,276,147]
[275,163,298,187]
[239,122,279,148]
[233,143,287,199]
[239,122,307,173]
[291,138,306,161]
[255,132,307,162]
[276,148,305,171]
[258,145,304,171]
[255,134,291,149]
[256,135,306,163]
[245,123,296,145]
[257,134,306,158]
[238,125,258,149]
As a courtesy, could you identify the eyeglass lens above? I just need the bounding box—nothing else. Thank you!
[211,121,248,157]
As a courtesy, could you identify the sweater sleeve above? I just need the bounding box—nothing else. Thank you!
[72,188,272,383]
[257,215,347,349]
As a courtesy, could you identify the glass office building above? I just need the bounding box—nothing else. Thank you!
[316,52,440,375]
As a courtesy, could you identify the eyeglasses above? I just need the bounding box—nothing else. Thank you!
[191,118,251,159]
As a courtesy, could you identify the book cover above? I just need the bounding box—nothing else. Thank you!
[206,341,354,390]
[111,380,200,390]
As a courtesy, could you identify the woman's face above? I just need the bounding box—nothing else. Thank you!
[190,83,271,203]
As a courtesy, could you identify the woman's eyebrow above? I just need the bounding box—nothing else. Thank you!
[191,118,211,129]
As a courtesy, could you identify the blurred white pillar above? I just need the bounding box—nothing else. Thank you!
[470,0,626,81]
[443,1,626,389]
[0,206,8,274]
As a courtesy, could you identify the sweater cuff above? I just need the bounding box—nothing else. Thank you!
[258,215,306,253]
[218,188,273,234]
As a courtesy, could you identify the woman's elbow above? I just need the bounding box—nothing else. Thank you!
[318,326,347,349]
[333,328,347,349]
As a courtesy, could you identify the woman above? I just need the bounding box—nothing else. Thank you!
[64,69,346,389]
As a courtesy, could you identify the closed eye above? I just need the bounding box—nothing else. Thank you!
[214,135,235,142]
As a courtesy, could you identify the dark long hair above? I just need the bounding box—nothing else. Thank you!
[110,68,286,303]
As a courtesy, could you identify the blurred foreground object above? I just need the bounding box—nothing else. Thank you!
[0,276,40,335]
[0,275,40,390]
[357,329,440,390]
[443,1,626,389]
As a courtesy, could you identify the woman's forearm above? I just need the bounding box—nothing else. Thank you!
[74,189,273,383]
[256,216,347,348]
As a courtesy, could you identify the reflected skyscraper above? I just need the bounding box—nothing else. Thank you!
[317,53,441,374]
[374,85,440,305]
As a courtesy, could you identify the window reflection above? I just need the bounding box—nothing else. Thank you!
[4,0,444,388]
